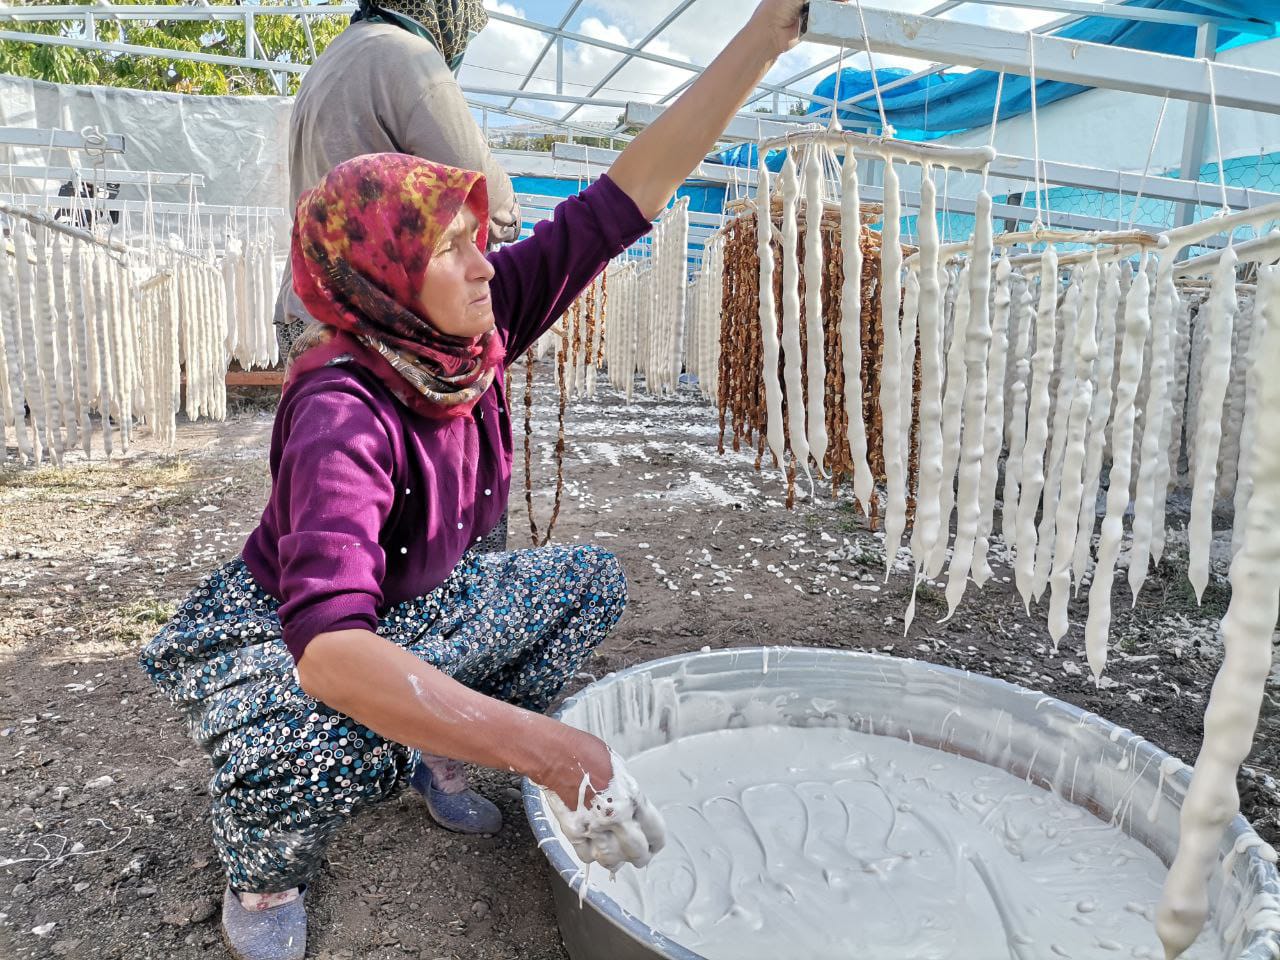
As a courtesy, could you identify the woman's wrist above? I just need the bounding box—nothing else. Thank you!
[737,18,785,69]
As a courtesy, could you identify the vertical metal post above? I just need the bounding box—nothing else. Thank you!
[1175,21,1219,227]
[245,11,256,61]
[84,12,96,41]
[556,36,564,96]
[482,107,489,142]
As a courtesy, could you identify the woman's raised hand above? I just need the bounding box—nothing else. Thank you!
[746,0,816,58]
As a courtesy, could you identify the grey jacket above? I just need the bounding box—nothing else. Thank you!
[276,20,520,327]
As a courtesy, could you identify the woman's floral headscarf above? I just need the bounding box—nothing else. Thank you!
[289,153,504,419]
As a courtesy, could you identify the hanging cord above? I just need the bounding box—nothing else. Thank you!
[1027,33,1046,230]
[1205,58,1230,217]
[1127,95,1170,229]
[829,45,846,131]
[982,71,1006,194]
[852,0,894,139]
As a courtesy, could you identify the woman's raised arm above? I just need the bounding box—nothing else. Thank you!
[607,0,838,220]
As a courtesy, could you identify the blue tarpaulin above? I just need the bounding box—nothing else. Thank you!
[707,0,1277,168]
[803,0,1276,138]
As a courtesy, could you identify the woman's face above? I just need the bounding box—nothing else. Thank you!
[417,205,496,338]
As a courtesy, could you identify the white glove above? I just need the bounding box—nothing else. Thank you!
[543,750,667,873]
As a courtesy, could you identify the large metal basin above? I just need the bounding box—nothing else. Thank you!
[522,647,1280,960]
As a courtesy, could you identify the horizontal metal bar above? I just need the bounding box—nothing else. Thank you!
[0,193,284,217]
[515,192,725,228]
[624,101,823,143]
[466,86,627,110]
[0,4,357,19]
[986,154,1280,209]
[1173,228,1280,276]
[758,129,997,170]
[801,0,1280,114]
[0,29,304,75]
[0,163,203,187]
[955,0,1266,32]
[551,143,763,187]
[0,126,125,153]
[464,100,627,142]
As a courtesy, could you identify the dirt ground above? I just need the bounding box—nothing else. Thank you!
[1,370,1277,960]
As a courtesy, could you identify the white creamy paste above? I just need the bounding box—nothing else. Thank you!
[802,147,829,476]
[779,156,811,486]
[942,194,994,615]
[1001,272,1034,546]
[929,262,972,581]
[1014,252,1059,609]
[839,150,874,514]
[1072,261,1122,591]
[1186,249,1238,603]
[1085,256,1150,677]
[591,725,1216,960]
[910,169,947,578]
[879,159,907,569]
[1158,257,1280,958]
[973,251,1013,586]
[1047,255,1100,645]
[1033,267,1083,604]
[757,155,787,478]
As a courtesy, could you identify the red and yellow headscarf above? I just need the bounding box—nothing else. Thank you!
[289,153,504,419]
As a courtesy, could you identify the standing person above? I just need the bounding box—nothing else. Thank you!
[275,0,521,357]
[142,1,838,957]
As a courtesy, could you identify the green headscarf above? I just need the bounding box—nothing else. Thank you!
[358,0,489,72]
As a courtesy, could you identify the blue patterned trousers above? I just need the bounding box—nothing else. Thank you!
[139,545,626,892]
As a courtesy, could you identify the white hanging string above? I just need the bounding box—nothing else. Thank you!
[1027,33,1046,230]
[852,0,895,138]
[1205,58,1230,217]
[829,45,847,132]
[1127,95,1170,229]
[983,71,1006,193]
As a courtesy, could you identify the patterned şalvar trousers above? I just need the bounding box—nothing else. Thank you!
[140,545,626,892]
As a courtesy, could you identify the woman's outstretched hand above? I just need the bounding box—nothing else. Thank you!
[536,725,615,810]
[746,0,814,58]
[608,0,846,221]
[540,742,668,873]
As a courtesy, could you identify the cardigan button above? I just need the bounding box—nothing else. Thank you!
[484,489,492,496]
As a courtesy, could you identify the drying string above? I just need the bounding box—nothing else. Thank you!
[829,45,846,131]
[1027,33,1046,230]
[1205,58,1230,217]
[1127,95,1169,230]
[852,0,894,139]
[983,71,1006,193]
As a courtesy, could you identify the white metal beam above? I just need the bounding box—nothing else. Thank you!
[466,86,627,110]
[503,0,585,112]
[553,140,1279,209]
[800,1,1280,115]
[955,0,1265,32]
[0,193,284,217]
[0,28,307,76]
[0,126,126,153]
[463,100,629,143]
[0,164,203,187]
[623,101,816,142]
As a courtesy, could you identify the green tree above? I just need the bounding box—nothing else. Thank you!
[0,0,350,96]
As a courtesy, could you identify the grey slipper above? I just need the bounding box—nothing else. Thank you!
[409,758,504,835]
[221,886,306,960]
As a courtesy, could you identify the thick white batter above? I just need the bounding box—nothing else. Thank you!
[593,725,1218,960]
